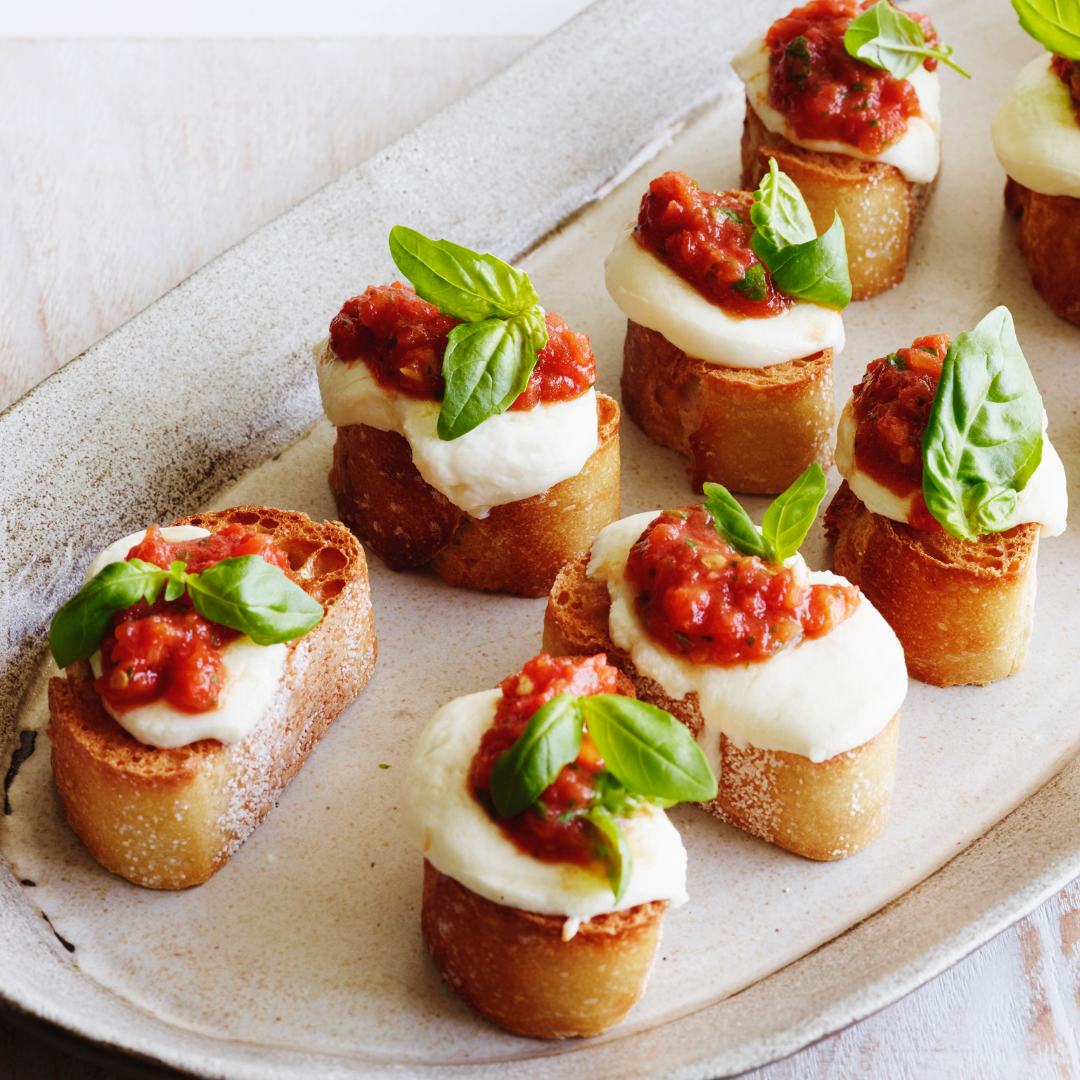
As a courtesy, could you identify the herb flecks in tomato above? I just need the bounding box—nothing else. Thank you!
[767,0,936,155]
[634,171,791,318]
[328,283,595,408]
[851,333,949,529]
[625,507,858,665]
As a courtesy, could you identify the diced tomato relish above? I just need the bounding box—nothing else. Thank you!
[766,0,936,156]
[850,333,949,529]
[634,171,791,317]
[470,654,621,867]
[94,524,292,716]
[327,282,595,408]
[625,507,859,665]
[1052,54,1080,122]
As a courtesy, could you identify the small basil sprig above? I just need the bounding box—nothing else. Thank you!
[388,225,549,442]
[921,307,1044,540]
[49,554,324,669]
[1010,0,1080,60]
[844,1,969,79]
[750,160,851,309]
[703,463,827,564]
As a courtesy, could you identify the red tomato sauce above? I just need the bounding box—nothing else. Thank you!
[625,507,858,665]
[470,654,621,867]
[633,171,790,318]
[1052,55,1080,121]
[766,0,936,155]
[328,283,596,408]
[95,524,292,716]
[850,333,949,530]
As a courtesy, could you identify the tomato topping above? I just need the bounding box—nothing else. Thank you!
[850,333,949,529]
[327,283,596,408]
[766,0,937,156]
[624,507,859,665]
[470,654,621,867]
[95,524,293,716]
[634,171,791,317]
[1052,54,1080,123]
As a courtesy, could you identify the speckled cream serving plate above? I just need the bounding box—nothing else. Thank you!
[2,0,1078,1076]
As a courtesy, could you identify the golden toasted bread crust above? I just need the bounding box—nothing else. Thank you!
[740,102,937,301]
[543,553,898,860]
[621,320,834,495]
[47,506,377,889]
[329,393,620,597]
[421,861,666,1039]
[825,481,1039,687]
[1005,178,1080,326]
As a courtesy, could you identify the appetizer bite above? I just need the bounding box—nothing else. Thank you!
[318,227,619,598]
[47,507,376,889]
[732,0,967,299]
[605,164,850,495]
[826,307,1067,687]
[993,2,1080,323]
[406,652,714,1039]
[544,469,907,860]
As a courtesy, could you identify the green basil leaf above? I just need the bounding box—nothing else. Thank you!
[585,805,633,905]
[760,463,828,562]
[731,263,768,303]
[164,560,187,602]
[187,555,324,645]
[750,158,817,249]
[922,306,1044,540]
[436,307,547,441]
[388,225,539,321]
[581,695,718,803]
[1011,0,1080,58]
[844,0,970,79]
[489,694,583,818]
[703,482,773,561]
[49,558,168,669]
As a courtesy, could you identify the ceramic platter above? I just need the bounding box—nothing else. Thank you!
[2,0,1079,1075]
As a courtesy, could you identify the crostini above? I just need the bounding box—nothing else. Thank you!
[318,227,619,598]
[47,506,376,889]
[405,652,715,1038]
[605,164,850,495]
[993,5,1080,324]
[732,0,966,300]
[544,468,907,861]
[825,308,1068,687]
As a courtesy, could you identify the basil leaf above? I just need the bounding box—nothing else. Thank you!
[388,225,539,321]
[844,0,970,79]
[49,558,168,669]
[922,307,1044,540]
[750,160,816,249]
[1011,0,1080,58]
[489,694,583,818]
[703,482,773,561]
[581,695,717,803]
[187,555,324,646]
[436,307,548,441]
[731,263,768,303]
[585,805,633,905]
[760,464,828,562]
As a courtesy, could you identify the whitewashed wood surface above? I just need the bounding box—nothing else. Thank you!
[0,36,1077,1080]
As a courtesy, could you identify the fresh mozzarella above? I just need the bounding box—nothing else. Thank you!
[587,513,907,766]
[992,53,1080,199]
[835,400,1069,538]
[85,525,210,581]
[315,340,598,519]
[731,35,941,185]
[403,688,688,931]
[604,227,845,368]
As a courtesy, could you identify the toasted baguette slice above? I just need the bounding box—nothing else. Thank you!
[421,861,667,1039]
[621,320,834,495]
[1005,178,1080,326]
[740,103,937,301]
[825,481,1039,688]
[543,556,898,860]
[329,393,620,598]
[48,506,377,889]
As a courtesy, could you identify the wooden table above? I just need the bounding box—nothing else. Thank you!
[1,37,1077,1080]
